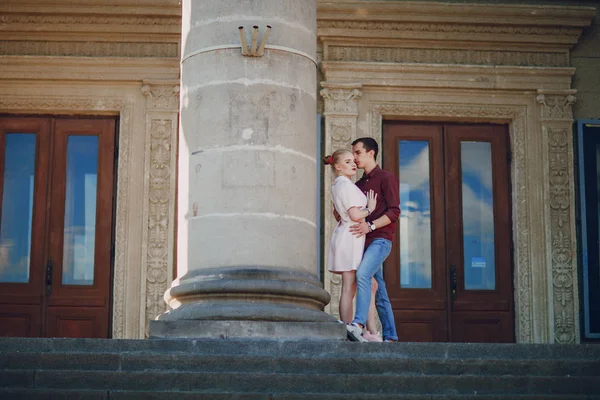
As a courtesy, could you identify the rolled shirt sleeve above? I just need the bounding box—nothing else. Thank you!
[382,172,400,222]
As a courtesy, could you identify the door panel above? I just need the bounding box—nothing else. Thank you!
[0,118,51,336]
[46,306,108,338]
[0,117,115,338]
[46,119,114,337]
[0,305,42,337]
[383,121,514,343]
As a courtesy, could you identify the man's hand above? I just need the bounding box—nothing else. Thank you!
[350,221,370,237]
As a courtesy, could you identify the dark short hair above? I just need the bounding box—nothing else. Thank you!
[352,137,379,160]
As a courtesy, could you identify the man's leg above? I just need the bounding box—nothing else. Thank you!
[352,239,392,328]
[373,259,398,341]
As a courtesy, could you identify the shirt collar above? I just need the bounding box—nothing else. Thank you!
[363,165,381,179]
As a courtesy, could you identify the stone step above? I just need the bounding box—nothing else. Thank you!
[2,370,599,395]
[2,338,599,398]
[1,352,599,377]
[1,338,599,361]
[1,388,599,400]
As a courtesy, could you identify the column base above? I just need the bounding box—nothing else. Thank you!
[149,320,347,341]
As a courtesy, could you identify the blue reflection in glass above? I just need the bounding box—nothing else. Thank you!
[399,141,432,289]
[62,136,98,286]
[461,141,496,290]
[0,134,36,283]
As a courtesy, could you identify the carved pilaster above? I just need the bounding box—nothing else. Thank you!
[320,83,362,318]
[141,81,179,337]
[537,90,579,343]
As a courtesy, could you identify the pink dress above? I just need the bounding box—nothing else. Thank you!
[328,176,367,273]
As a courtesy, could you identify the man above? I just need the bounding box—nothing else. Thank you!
[346,137,400,342]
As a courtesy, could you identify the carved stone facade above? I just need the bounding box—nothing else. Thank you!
[0,0,180,339]
[318,2,595,343]
[320,84,362,318]
[0,0,595,343]
[141,83,179,338]
[537,91,579,343]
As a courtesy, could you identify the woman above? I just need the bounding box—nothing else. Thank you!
[324,149,382,342]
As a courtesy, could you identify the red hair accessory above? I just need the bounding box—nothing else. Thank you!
[323,155,333,165]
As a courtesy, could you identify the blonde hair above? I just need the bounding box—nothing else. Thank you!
[322,149,352,170]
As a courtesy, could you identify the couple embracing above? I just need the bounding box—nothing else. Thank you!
[323,137,399,343]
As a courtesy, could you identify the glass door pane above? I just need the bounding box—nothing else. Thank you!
[399,140,432,289]
[460,141,496,290]
[0,134,36,283]
[61,136,99,286]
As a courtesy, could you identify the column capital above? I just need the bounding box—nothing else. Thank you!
[536,89,576,121]
[142,80,180,111]
[320,82,362,116]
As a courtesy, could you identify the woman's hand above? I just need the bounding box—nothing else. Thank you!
[366,189,377,213]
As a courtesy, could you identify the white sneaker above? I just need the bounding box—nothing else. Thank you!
[346,323,367,342]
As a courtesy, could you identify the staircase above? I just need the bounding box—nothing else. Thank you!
[1,337,599,399]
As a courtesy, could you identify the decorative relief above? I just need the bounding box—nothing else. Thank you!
[113,104,132,339]
[511,111,533,343]
[327,46,568,68]
[2,14,180,26]
[318,20,580,38]
[320,87,362,115]
[320,85,362,320]
[142,84,180,110]
[330,122,353,150]
[369,102,533,342]
[0,41,179,58]
[141,83,179,337]
[536,93,576,120]
[144,119,173,338]
[546,127,576,344]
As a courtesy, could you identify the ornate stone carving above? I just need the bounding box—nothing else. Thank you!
[2,14,180,26]
[320,84,362,318]
[537,93,577,120]
[141,83,179,338]
[511,111,533,343]
[0,96,133,339]
[320,87,362,115]
[144,119,173,338]
[330,122,353,150]
[0,41,179,58]
[318,20,580,38]
[369,102,533,342]
[142,84,181,110]
[326,46,568,68]
[535,89,578,344]
[546,127,577,344]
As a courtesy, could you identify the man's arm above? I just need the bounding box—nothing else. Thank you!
[349,172,399,237]
[382,171,400,222]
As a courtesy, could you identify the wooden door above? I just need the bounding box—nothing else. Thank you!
[0,117,116,338]
[383,122,514,343]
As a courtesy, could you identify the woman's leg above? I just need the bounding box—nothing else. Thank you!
[339,271,357,323]
[366,278,378,333]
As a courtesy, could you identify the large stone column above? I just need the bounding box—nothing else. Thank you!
[150,0,344,339]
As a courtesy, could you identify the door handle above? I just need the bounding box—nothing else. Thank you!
[46,260,53,297]
[450,264,457,302]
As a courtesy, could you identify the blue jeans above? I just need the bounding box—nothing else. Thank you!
[352,238,398,341]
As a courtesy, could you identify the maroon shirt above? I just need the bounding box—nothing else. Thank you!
[355,165,400,248]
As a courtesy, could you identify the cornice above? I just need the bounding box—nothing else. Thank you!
[317,1,595,27]
[321,61,575,91]
[317,1,595,52]
[0,0,181,16]
[0,0,181,45]
[0,56,179,82]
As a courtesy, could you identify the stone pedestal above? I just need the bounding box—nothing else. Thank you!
[150,0,344,340]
